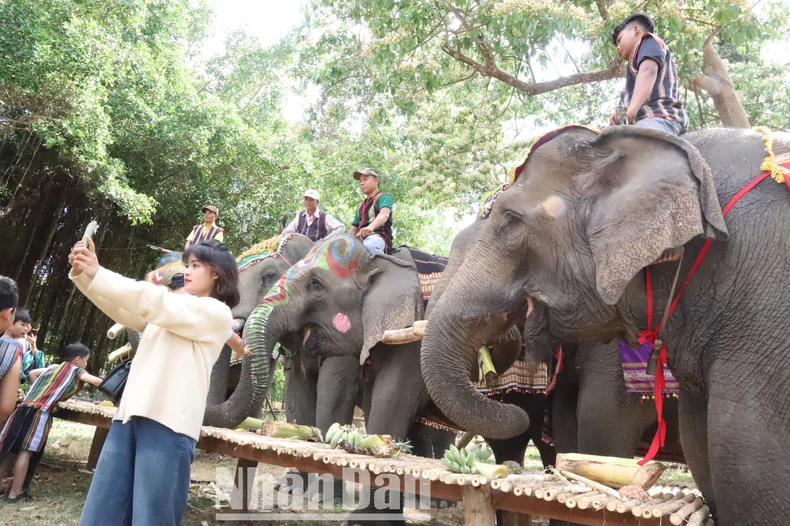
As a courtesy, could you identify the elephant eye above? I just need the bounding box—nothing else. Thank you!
[308,275,324,292]
[262,272,275,282]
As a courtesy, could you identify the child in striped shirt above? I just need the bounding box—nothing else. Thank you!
[0,343,102,501]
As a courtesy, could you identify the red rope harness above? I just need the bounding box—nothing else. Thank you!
[639,169,776,464]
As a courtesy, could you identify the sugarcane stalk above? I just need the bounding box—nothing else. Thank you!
[478,345,497,385]
[261,421,319,440]
[556,453,666,489]
[237,417,265,431]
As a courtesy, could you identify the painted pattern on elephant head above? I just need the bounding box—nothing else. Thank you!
[286,234,359,280]
[248,235,362,349]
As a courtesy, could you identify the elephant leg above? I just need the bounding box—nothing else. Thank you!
[487,432,530,465]
[283,356,318,426]
[315,356,359,433]
[278,357,318,498]
[677,389,714,512]
[348,344,425,526]
[705,369,790,525]
[576,389,652,457]
[314,356,359,505]
[522,393,556,468]
[206,345,232,405]
[549,373,579,454]
[365,344,427,439]
[406,424,454,459]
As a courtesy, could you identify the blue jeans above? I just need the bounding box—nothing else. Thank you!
[362,235,386,255]
[80,417,196,526]
[634,117,684,136]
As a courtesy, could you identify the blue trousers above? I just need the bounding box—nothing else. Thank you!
[362,235,386,255]
[79,417,196,526]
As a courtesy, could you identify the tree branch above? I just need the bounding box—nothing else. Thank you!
[440,44,624,96]
[595,0,609,20]
[558,38,581,74]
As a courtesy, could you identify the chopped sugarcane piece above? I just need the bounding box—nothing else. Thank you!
[238,417,265,430]
[260,421,321,441]
[557,453,666,489]
[478,345,497,385]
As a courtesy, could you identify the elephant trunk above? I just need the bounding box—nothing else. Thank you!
[203,291,288,428]
[422,283,530,440]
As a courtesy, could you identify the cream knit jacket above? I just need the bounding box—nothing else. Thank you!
[71,266,232,441]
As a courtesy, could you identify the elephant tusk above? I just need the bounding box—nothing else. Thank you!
[381,321,426,344]
[302,326,312,345]
[107,342,133,364]
[232,317,246,334]
[107,323,127,340]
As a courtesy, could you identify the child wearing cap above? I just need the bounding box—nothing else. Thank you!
[348,168,394,255]
[282,189,345,242]
[185,205,225,249]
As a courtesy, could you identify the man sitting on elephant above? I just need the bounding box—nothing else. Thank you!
[608,13,687,135]
[282,189,345,242]
[348,168,393,255]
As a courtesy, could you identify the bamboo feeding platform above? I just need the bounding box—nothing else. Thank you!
[54,400,711,525]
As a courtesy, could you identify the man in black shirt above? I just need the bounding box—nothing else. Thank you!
[609,13,687,135]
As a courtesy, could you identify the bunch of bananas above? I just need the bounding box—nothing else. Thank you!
[325,423,362,449]
[442,443,494,474]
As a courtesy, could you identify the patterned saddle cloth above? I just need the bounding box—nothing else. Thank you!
[398,246,448,307]
[619,340,679,396]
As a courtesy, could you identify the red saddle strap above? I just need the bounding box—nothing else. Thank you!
[639,169,774,464]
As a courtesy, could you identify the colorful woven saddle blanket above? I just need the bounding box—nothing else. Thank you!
[474,359,547,395]
[619,340,679,394]
[399,247,448,307]
[417,360,548,434]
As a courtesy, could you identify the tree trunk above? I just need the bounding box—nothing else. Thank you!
[694,42,750,128]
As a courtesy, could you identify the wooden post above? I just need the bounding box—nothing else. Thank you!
[463,486,496,525]
[87,427,109,470]
[231,458,258,513]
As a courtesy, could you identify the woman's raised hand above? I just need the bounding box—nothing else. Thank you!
[69,236,100,279]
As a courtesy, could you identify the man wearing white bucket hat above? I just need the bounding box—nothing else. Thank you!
[282,189,345,242]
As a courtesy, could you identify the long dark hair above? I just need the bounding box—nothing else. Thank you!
[182,240,240,308]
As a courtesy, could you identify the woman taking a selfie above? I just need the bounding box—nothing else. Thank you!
[69,238,238,526]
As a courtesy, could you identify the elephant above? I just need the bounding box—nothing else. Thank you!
[242,234,459,521]
[204,233,315,411]
[244,233,443,440]
[421,125,790,525]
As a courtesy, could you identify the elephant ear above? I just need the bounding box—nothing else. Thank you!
[581,126,728,305]
[358,255,423,365]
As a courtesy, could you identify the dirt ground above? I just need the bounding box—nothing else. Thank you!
[0,420,693,525]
